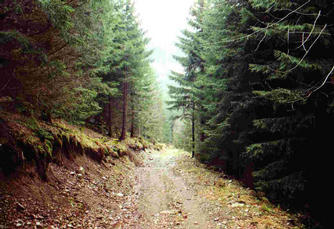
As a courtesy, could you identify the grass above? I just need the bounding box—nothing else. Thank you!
[171,149,304,229]
[0,111,152,179]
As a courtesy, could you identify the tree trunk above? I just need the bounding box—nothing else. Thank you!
[130,102,135,138]
[192,103,195,158]
[120,79,128,141]
[171,120,175,144]
[108,96,112,137]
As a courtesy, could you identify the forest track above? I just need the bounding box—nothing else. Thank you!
[133,148,214,228]
[127,148,302,229]
[0,147,302,228]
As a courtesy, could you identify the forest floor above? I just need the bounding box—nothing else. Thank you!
[1,147,303,229]
[130,148,302,229]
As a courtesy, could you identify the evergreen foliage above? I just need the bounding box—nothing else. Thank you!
[1,0,334,226]
[169,0,334,225]
[0,0,166,139]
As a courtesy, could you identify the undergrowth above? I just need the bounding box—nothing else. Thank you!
[0,111,152,179]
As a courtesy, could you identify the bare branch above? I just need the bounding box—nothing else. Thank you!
[297,10,321,50]
[255,32,267,52]
[287,24,327,73]
[287,27,290,54]
[271,24,328,74]
[0,78,11,92]
[200,0,312,47]
[301,32,307,51]
[306,65,334,98]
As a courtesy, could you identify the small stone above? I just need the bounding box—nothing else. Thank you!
[214,217,219,221]
[16,223,22,227]
[117,193,124,197]
[112,222,122,229]
[36,214,44,219]
[231,202,244,208]
[16,202,25,211]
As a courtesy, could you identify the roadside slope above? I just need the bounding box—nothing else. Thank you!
[0,111,149,228]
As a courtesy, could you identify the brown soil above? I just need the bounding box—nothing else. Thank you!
[132,148,303,229]
[133,148,215,228]
[0,153,140,228]
[0,147,303,229]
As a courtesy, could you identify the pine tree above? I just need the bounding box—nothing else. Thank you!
[0,0,120,123]
[242,0,334,212]
[171,0,334,223]
[169,0,207,157]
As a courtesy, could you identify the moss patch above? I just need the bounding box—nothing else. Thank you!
[0,111,153,179]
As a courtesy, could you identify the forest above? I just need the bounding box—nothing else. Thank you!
[169,0,334,226]
[1,0,333,228]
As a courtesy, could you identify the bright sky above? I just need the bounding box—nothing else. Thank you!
[134,0,194,88]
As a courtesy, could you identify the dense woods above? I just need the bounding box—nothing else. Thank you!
[169,0,334,225]
[1,0,334,227]
[0,0,168,142]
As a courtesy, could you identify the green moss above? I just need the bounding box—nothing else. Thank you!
[55,135,63,147]
[65,133,70,143]
[253,119,267,129]
[45,139,53,157]
[103,147,109,156]
[25,135,39,145]
[115,143,128,154]
[36,128,54,142]
[261,203,274,213]
[246,143,263,155]
[26,117,40,130]
[111,138,119,145]
[36,144,44,153]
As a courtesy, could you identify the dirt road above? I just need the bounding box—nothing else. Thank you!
[134,148,215,228]
[0,147,302,228]
[129,148,302,229]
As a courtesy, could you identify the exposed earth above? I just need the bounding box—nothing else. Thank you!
[134,148,214,228]
[0,147,303,228]
[131,148,302,229]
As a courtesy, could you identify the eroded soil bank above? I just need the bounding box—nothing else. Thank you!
[0,152,141,228]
